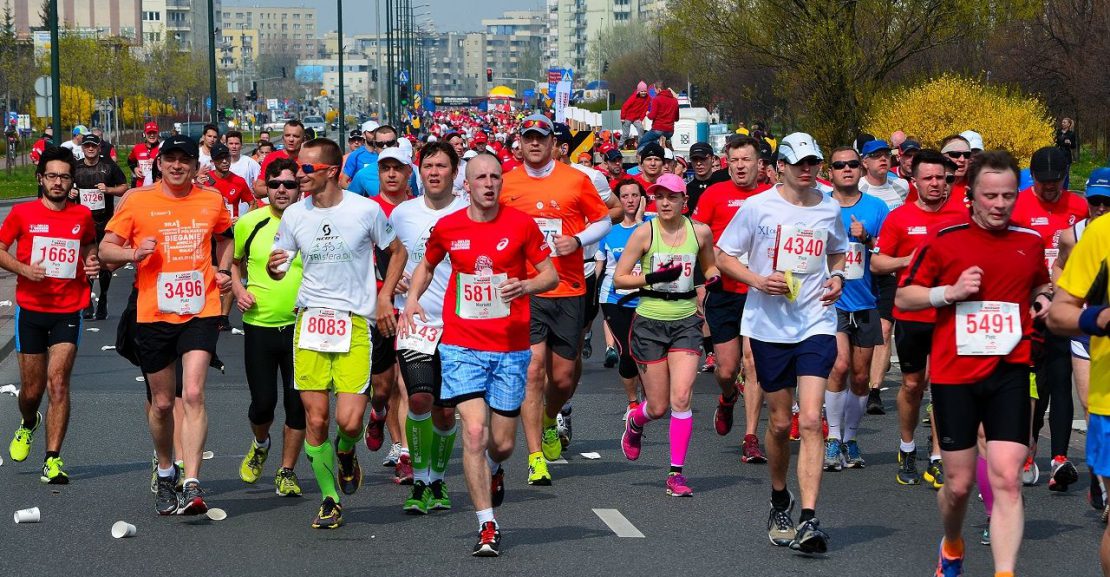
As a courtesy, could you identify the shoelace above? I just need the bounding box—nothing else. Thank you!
[321,500,339,518]
[771,508,793,532]
[669,474,688,488]
[479,522,498,543]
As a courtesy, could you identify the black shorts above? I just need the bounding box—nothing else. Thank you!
[602,303,638,379]
[837,308,884,348]
[894,320,933,374]
[704,290,746,344]
[583,273,600,329]
[630,314,703,364]
[398,347,445,403]
[749,334,837,393]
[874,274,896,322]
[15,307,81,354]
[370,324,397,375]
[135,316,220,374]
[530,295,585,360]
[932,363,1031,451]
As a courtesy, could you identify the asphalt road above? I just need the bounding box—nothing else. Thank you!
[0,267,1102,576]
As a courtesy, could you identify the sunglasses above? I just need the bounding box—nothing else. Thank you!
[830,160,861,170]
[267,179,299,189]
[945,151,973,160]
[1088,197,1110,207]
[520,119,550,132]
[299,163,336,174]
[789,157,823,167]
[373,139,398,148]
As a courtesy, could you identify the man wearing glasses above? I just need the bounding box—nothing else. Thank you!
[253,120,307,199]
[871,149,963,489]
[71,133,128,320]
[858,140,910,211]
[940,135,974,213]
[339,120,379,188]
[1011,145,1089,493]
[348,125,401,198]
[266,138,407,529]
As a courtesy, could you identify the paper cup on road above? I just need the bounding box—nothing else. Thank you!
[14,507,40,523]
[202,450,214,460]
[275,250,295,273]
[206,508,227,521]
[111,521,136,538]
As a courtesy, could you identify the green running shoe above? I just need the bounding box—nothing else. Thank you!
[9,412,40,462]
[404,480,431,514]
[239,441,270,484]
[429,479,452,510]
[40,456,69,484]
[527,453,551,486]
[274,467,302,497]
[541,425,562,461]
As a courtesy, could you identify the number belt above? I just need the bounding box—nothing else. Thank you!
[617,288,696,306]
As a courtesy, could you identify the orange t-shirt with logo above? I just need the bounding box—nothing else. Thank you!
[501,162,610,297]
[106,183,232,323]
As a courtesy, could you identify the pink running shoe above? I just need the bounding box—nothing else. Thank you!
[621,419,642,461]
[666,473,693,497]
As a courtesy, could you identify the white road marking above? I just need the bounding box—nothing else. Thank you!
[546,458,567,464]
[593,508,645,538]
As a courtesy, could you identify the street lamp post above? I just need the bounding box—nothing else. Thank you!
[338,0,345,137]
[208,0,218,124]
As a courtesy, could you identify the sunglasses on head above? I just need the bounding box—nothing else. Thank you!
[299,163,335,174]
[790,157,823,166]
[267,179,298,189]
[520,119,550,131]
[945,150,973,160]
[830,160,861,170]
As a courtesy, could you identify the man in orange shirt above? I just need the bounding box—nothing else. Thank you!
[99,135,234,516]
[501,114,612,485]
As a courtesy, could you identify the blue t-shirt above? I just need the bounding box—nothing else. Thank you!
[598,222,640,307]
[348,158,381,197]
[342,147,378,179]
[830,191,888,312]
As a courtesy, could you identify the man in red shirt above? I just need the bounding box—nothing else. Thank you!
[1011,145,1088,491]
[127,122,162,187]
[205,143,254,331]
[639,81,679,153]
[897,150,1051,577]
[1,146,99,484]
[620,81,650,137]
[871,149,963,488]
[691,135,771,463]
[401,153,556,556]
[253,120,306,199]
[29,126,53,165]
[634,143,667,214]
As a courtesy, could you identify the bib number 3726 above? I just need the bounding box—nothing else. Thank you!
[157,271,205,315]
[79,189,105,211]
[774,225,827,274]
[955,301,1022,356]
[298,308,353,353]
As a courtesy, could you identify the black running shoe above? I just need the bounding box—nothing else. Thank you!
[790,518,829,555]
[1090,471,1106,511]
[179,481,208,515]
[897,449,920,485]
[155,472,182,516]
[472,521,501,557]
[866,389,885,415]
[337,449,362,495]
[604,347,618,368]
[312,497,344,529]
[582,331,593,359]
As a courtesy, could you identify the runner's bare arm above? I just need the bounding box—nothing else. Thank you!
[252,178,268,200]
[870,251,911,275]
[400,256,435,336]
[694,222,720,279]
[377,237,408,336]
[896,265,982,312]
[524,257,558,296]
[99,232,153,265]
[820,252,846,305]
[80,242,100,278]
[716,251,787,296]
[1051,227,1076,284]
[214,236,234,293]
[231,257,256,312]
[612,223,651,290]
[0,241,44,280]
[1048,289,1110,337]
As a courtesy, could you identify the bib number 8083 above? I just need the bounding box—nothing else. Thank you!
[305,316,348,336]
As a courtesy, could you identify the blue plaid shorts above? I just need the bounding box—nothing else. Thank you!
[439,344,530,415]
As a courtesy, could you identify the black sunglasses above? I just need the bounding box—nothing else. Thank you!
[945,151,973,160]
[373,139,398,148]
[830,160,861,170]
[267,179,299,189]
[1088,196,1110,207]
[790,157,823,166]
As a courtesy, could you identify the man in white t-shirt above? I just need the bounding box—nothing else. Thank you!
[59,125,89,160]
[716,132,847,556]
[858,140,909,211]
[267,138,407,529]
[226,130,261,185]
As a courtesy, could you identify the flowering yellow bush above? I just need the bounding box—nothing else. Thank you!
[30,85,95,129]
[864,74,1054,167]
[121,95,175,126]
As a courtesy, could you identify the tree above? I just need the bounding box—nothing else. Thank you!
[0,1,35,120]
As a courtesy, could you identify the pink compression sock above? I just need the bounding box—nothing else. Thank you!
[669,410,693,468]
[977,455,994,516]
[630,402,653,428]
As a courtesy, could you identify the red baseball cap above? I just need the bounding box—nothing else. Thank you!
[144,122,159,134]
[473,132,489,144]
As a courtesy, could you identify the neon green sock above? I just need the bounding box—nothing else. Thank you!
[336,429,359,453]
[303,440,339,502]
[429,424,457,482]
[406,411,434,482]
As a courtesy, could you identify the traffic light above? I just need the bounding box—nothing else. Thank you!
[690,83,700,103]
[372,69,378,82]
[399,84,410,107]
[281,66,287,79]
[249,81,257,102]
[486,68,493,82]
[603,61,609,73]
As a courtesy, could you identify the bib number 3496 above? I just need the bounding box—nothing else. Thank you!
[298,308,353,353]
[955,301,1022,356]
[156,270,204,315]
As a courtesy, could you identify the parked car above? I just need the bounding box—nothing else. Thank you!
[302,115,326,137]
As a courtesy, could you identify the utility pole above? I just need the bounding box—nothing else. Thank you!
[386,0,395,123]
[48,0,60,144]
[208,0,218,124]
[376,0,383,121]
[338,0,345,136]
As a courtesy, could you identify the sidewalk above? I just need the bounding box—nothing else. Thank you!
[0,203,18,361]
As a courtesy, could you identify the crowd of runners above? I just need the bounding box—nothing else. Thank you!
[5,104,1110,576]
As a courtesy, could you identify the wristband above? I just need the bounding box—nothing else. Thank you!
[1079,306,1109,337]
[573,235,583,249]
[929,286,951,308]
[218,269,232,276]
[830,270,846,282]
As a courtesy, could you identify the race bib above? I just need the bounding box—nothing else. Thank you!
[955,301,1022,356]
[1044,248,1059,273]
[774,225,827,274]
[298,308,353,353]
[79,189,105,211]
[456,272,510,320]
[844,242,866,280]
[157,270,205,315]
[534,218,562,253]
[396,321,442,355]
[139,159,154,186]
[31,236,79,279]
[649,253,695,293]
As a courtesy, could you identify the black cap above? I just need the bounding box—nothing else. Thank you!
[80,134,101,147]
[689,142,714,159]
[899,139,921,154]
[757,138,774,161]
[1030,146,1068,182]
[210,143,230,159]
[159,134,199,159]
[348,129,363,140]
[552,122,572,144]
[604,149,623,162]
[640,142,665,160]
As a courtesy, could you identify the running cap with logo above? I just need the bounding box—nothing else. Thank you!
[210,143,230,159]
[552,122,572,144]
[1086,167,1110,198]
[80,134,102,147]
[860,139,891,157]
[1030,146,1068,183]
[72,125,90,136]
[777,132,824,164]
[348,129,364,140]
[640,142,665,160]
[144,122,160,135]
[462,149,479,160]
[663,148,675,161]
[899,139,922,154]
[361,120,380,133]
[159,134,199,158]
[647,173,688,196]
[960,130,984,151]
[689,142,714,159]
[378,146,412,166]
[519,114,554,136]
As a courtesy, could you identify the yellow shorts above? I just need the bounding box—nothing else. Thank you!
[293,311,372,394]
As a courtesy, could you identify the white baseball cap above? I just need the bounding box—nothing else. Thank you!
[462,149,479,160]
[664,148,675,161]
[960,130,984,151]
[776,132,824,164]
[378,146,412,166]
[361,120,380,133]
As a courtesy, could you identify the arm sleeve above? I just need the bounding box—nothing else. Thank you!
[580,177,611,223]
[576,219,611,247]
[273,214,297,253]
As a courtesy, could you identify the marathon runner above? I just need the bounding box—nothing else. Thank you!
[691,135,771,463]
[348,125,401,197]
[390,141,468,514]
[225,130,261,187]
[857,140,909,210]
[232,157,305,497]
[1,146,99,484]
[1011,145,1088,492]
[71,133,127,320]
[205,143,255,331]
[871,148,962,488]
[717,133,847,554]
[99,134,233,515]
[401,152,556,556]
[339,120,378,188]
[266,137,406,529]
[617,173,719,496]
[824,146,888,471]
[897,150,1050,577]
[253,120,306,199]
[500,114,611,485]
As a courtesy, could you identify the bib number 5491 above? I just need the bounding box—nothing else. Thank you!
[955,301,1022,356]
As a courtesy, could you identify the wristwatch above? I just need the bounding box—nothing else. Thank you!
[830,270,847,282]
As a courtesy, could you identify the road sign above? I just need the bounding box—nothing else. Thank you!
[399,70,409,85]
[33,76,51,97]
[205,96,212,109]
[34,97,52,118]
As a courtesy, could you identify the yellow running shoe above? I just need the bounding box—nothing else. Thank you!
[274,467,302,497]
[239,441,269,484]
[40,456,69,484]
[541,425,562,461]
[527,452,551,486]
[9,412,40,462]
